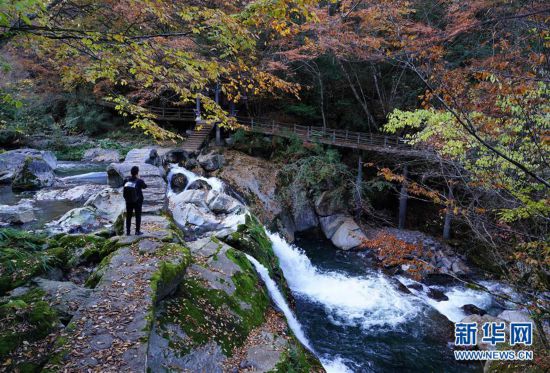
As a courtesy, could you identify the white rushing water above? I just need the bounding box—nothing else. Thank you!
[397,277,494,323]
[245,254,313,351]
[267,232,421,330]
[167,165,224,195]
[245,253,352,373]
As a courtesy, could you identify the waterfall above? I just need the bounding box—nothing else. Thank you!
[267,232,421,330]
[245,254,352,373]
[167,165,224,195]
[245,254,313,351]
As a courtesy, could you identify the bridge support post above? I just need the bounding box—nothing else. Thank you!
[443,184,454,240]
[195,95,201,122]
[354,155,363,220]
[398,164,408,230]
[215,82,221,146]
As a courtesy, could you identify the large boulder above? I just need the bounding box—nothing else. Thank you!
[314,189,347,216]
[168,189,245,238]
[34,278,92,318]
[0,199,35,225]
[330,217,367,250]
[319,214,348,239]
[84,188,125,221]
[215,150,281,222]
[0,149,57,183]
[82,148,121,163]
[124,148,161,167]
[107,162,163,188]
[11,156,56,191]
[47,206,103,233]
[35,184,105,202]
[206,191,242,214]
[198,152,225,172]
[170,173,188,194]
[497,310,532,324]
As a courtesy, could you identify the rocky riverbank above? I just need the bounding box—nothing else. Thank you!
[0,146,323,372]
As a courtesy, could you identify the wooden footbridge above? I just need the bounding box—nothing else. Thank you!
[234,117,432,157]
[99,100,431,157]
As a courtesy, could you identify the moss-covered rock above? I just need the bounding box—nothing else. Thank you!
[159,247,269,355]
[0,288,60,361]
[271,344,325,373]
[223,214,291,299]
[0,229,51,295]
[46,233,118,269]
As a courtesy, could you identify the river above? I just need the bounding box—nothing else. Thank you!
[262,232,517,372]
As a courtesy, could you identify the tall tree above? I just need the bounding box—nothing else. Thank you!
[1,0,318,139]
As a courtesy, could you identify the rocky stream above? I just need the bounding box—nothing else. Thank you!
[0,146,541,372]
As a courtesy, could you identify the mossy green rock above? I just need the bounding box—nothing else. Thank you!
[147,239,271,371]
[12,156,55,191]
[0,288,60,362]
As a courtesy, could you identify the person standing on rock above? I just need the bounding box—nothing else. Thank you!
[123,166,147,236]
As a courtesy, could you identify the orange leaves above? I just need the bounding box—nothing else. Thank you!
[362,232,433,280]
[377,167,443,204]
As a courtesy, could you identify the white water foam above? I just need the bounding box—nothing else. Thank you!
[244,254,313,351]
[167,165,224,195]
[246,254,352,373]
[398,277,495,323]
[267,232,421,331]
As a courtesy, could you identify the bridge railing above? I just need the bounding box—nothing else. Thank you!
[235,116,414,151]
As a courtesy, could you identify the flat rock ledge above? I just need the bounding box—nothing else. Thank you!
[46,215,190,372]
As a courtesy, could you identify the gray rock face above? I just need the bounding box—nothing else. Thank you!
[314,189,347,216]
[0,149,57,183]
[34,278,92,318]
[319,214,348,239]
[0,199,35,225]
[290,188,318,232]
[168,189,245,238]
[330,217,367,250]
[84,188,125,222]
[107,162,163,188]
[12,156,55,191]
[216,150,281,223]
[35,184,105,202]
[198,152,225,172]
[497,310,532,324]
[82,148,121,163]
[242,331,287,373]
[47,206,102,233]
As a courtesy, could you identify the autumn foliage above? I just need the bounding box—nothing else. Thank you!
[362,232,433,280]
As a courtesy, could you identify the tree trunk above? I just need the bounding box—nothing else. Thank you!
[398,165,408,230]
[443,185,454,240]
[337,58,377,131]
[354,155,363,220]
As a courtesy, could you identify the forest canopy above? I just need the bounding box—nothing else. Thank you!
[1,1,549,293]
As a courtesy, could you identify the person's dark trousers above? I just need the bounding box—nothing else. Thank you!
[125,201,143,234]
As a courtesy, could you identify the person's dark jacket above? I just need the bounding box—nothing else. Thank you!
[123,176,147,202]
